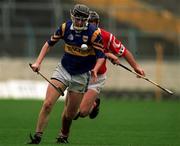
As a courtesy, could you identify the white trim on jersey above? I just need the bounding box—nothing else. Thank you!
[118,44,126,56]
[112,37,121,48]
[107,33,113,50]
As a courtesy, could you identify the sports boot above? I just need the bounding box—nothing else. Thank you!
[89,98,100,119]
[56,135,69,144]
[27,132,42,144]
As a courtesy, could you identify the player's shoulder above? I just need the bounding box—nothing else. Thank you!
[99,28,111,35]
[65,19,72,24]
[61,19,72,28]
[57,19,71,28]
[99,28,112,41]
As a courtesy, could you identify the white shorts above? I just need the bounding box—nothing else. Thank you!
[51,62,90,93]
[88,73,107,93]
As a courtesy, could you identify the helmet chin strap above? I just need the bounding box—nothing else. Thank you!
[73,22,88,31]
[71,17,88,31]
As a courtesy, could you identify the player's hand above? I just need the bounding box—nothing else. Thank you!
[30,62,40,72]
[106,52,120,65]
[110,58,120,65]
[134,66,145,78]
[91,69,98,82]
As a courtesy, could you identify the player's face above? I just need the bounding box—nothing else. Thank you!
[74,17,88,28]
[89,21,97,26]
[89,20,98,27]
[71,12,89,30]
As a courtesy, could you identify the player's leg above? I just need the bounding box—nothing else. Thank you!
[56,72,89,143]
[79,89,98,117]
[36,79,66,132]
[88,73,107,119]
[28,79,66,144]
[57,91,83,143]
[89,96,101,119]
[77,73,106,119]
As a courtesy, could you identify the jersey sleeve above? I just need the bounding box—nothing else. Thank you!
[91,29,105,58]
[108,34,127,57]
[47,23,66,46]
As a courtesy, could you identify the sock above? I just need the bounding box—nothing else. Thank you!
[60,115,72,137]
[35,132,43,138]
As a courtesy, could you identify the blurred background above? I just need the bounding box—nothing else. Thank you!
[0,0,179,100]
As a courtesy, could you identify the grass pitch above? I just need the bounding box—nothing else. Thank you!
[0,98,179,146]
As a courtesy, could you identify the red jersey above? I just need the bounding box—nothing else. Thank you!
[97,28,127,74]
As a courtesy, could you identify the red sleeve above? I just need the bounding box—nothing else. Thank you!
[108,34,127,57]
[100,28,127,57]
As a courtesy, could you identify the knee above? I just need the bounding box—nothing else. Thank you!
[79,108,89,117]
[43,101,53,113]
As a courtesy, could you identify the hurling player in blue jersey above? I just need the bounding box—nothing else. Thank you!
[28,4,105,144]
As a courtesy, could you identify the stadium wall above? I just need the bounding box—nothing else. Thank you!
[0,58,179,99]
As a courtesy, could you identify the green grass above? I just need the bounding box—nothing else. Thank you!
[0,98,180,146]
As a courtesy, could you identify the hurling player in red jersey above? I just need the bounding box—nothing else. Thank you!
[73,11,145,120]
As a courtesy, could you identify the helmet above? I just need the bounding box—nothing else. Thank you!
[89,11,100,27]
[70,4,90,30]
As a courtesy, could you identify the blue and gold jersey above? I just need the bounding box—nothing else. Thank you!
[47,20,105,75]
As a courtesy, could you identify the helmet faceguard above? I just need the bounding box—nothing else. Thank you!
[70,4,90,31]
[89,11,100,27]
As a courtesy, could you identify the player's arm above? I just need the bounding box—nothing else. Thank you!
[31,42,51,72]
[91,29,106,81]
[31,23,66,72]
[47,23,66,46]
[91,57,105,81]
[105,52,120,65]
[114,43,145,76]
[91,49,105,82]
[108,34,145,76]
[104,34,124,65]
[124,49,145,76]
